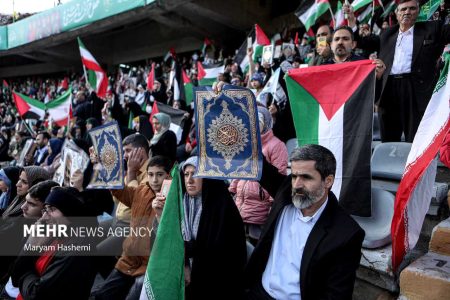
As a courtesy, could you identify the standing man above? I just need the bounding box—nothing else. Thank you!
[378,0,450,142]
[309,25,333,66]
[245,144,364,299]
[33,131,50,166]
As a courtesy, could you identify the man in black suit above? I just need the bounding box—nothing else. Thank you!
[378,0,450,142]
[245,144,364,299]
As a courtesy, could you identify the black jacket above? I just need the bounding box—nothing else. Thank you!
[149,130,177,162]
[245,159,365,299]
[378,21,450,111]
[187,179,247,300]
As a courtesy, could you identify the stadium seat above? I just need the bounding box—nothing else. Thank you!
[371,142,412,180]
[352,188,395,249]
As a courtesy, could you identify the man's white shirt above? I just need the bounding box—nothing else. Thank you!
[262,199,328,300]
[390,26,414,75]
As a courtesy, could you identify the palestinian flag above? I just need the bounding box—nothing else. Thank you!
[295,0,331,31]
[182,69,194,106]
[197,62,224,86]
[140,165,184,300]
[201,38,214,57]
[47,89,73,127]
[12,91,46,120]
[285,60,375,217]
[168,61,185,104]
[260,68,287,108]
[163,47,177,62]
[2,79,9,89]
[417,0,440,22]
[77,37,108,99]
[357,3,374,24]
[351,0,372,12]
[391,52,450,272]
[381,0,396,19]
[150,101,187,144]
[253,24,271,62]
[234,24,270,75]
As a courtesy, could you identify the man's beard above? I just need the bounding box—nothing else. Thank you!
[291,183,326,210]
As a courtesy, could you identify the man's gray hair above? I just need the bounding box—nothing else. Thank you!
[290,144,336,180]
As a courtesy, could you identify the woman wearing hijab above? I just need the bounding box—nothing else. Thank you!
[180,156,246,299]
[11,187,98,300]
[41,138,63,175]
[137,115,153,141]
[149,113,177,162]
[0,166,21,214]
[229,106,288,244]
[2,166,51,220]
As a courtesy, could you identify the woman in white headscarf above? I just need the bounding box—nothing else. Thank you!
[229,105,288,244]
[149,113,177,162]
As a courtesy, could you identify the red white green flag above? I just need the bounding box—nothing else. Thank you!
[295,0,331,31]
[285,60,376,217]
[77,37,108,99]
[12,91,46,120]
[391,53,450,272]
[331,1,346,28]
[46,88,73,127]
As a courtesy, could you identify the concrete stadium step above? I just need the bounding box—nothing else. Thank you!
[429,217,450,256]
[399,251,450,300]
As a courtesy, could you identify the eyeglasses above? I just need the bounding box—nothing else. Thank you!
[316,32,329,37]
[41,206,57,215]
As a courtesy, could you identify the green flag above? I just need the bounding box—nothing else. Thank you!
[140,164,185,300]
[417,0,441,22]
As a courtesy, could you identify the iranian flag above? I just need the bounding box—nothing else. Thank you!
[149,101,188,144]
[197,61,224,86]
[140,165,184,300]
[77,37,108,99]
[12,91,46,120]
[391,53,450,272]
[285,60,375,217]
[182,69,194,106]
[295,0,331,31]
[47,89,73,127]
[331,1,346,28]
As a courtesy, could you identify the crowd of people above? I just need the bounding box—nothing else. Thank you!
[0,0,448,299]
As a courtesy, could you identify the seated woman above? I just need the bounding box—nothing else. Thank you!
[11,186,98,300]
[150,113,177,162]
[152,156,247,299]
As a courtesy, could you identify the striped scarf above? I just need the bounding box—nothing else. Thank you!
[181,193,202,242]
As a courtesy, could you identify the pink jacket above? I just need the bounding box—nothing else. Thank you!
[229,130,288,224]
